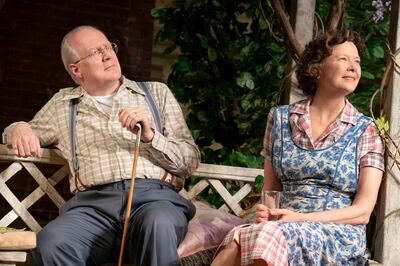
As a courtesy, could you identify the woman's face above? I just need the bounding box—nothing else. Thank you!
[317,41,361,97]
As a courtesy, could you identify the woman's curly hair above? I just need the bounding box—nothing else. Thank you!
[295,29,366,96]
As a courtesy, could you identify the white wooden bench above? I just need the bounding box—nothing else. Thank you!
[0,144,262,265]
[0,144,383,265]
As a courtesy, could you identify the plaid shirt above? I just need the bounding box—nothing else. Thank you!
[3,77,200,193]
[262,98,385,171]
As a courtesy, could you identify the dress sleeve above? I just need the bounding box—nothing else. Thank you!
[261,107,276,161]
[358,122,385,172]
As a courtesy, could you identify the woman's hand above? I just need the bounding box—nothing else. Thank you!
[271,209,305,222]
[254,204,306,223]
[254,204,274,223]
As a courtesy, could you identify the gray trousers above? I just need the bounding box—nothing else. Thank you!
[32,179,196,266]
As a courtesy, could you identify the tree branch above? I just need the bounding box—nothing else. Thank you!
[326,0,346,31]
[270,0,303,62]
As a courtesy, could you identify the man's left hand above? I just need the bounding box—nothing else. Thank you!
[118,107,155,142]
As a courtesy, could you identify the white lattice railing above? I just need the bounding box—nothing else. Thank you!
[0,144,384,265]
[0,144,262,232]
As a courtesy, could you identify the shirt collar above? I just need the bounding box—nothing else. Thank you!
[60,86,85,101]
[121,76,146,96]
[60,76,146,101]
[290,97,359,125]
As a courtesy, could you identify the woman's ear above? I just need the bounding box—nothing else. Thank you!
[310,66,321,80]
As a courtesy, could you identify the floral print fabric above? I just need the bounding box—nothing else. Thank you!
[270,105,371,265]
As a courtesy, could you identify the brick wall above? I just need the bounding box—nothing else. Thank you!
[0,0,155,226]
[0,0,155,131]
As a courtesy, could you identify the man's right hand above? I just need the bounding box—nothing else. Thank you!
[11,123,41,158]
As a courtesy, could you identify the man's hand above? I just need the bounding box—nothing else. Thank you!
[11,123,41,158]
[118,107,155,143]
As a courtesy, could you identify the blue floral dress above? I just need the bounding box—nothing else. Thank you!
[270,105,371,265]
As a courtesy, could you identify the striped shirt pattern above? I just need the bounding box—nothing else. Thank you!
[3,77,200,193]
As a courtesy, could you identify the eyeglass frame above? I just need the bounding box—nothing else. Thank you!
[73,43,118,64]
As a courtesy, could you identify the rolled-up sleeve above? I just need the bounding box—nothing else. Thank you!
[359,122,385,172]
[261,107,276,161]
[143,83,200,177]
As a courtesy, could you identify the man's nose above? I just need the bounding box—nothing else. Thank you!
[102,49,113,60]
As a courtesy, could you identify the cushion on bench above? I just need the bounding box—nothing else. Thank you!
[178,199,245,258]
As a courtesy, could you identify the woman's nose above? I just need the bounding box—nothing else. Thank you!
[347,63,356,72]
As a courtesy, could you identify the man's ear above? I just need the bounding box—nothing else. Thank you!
[69,64,83,80]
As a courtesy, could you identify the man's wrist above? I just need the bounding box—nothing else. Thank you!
[2,122,28,144]
[141,128,155,143]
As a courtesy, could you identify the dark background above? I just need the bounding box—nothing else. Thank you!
[0,0,155,225]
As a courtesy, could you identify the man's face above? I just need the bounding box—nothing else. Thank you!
[69,28,122,94]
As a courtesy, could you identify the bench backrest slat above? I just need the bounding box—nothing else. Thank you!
[0,145,261,230]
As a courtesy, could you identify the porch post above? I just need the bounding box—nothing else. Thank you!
[286,0,316,104]
[374,0,400,264]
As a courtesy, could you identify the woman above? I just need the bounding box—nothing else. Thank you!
[212,30,385,265]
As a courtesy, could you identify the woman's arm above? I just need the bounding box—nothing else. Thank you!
[255,159,282,223]
[263,159,282,191]
[272,166,383,225]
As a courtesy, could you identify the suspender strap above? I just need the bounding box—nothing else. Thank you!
[69,81,165,190]
[69,98,79,174]
[70,97,87,191]
[136,81,164,134]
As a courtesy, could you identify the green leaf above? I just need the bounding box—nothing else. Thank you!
[199,35,209,49]
[150,8,165,18]
[268,42,283,52]
[372,46,385,59]
[259,17,268,30]
[362,71,375,79]
[264,62,272,73]
[208,47,217,61]
[245,79,255,90]
[254,175,264,193]
[240,44,252,56]
[176,56,191,72]
[212,0,222,7]
[163,44,178,55]
[236,72,253,88]
[376,112,390,136]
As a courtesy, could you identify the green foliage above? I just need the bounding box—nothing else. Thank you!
[341,1,390,114]
[153,0,285,163]
[254,175,264,194]
[153,1,389,206]
[376,111,390,138]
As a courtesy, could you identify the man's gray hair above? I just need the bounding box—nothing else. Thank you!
[60,25,104,84]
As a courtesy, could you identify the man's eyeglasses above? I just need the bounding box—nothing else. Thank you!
[74,43,118,64]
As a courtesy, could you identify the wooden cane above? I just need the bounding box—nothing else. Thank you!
[118,124,141,266]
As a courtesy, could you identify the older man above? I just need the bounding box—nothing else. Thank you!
[2,25,200,266]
